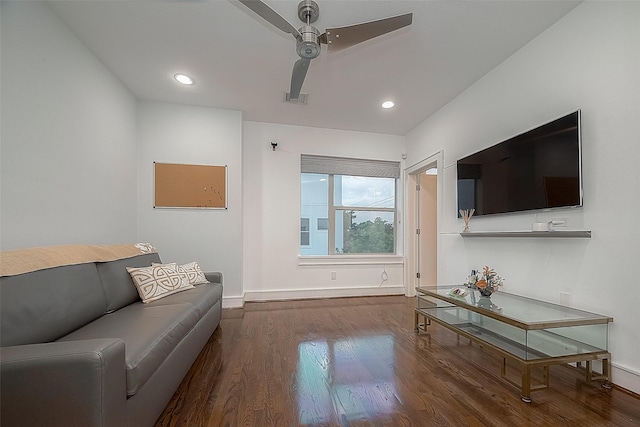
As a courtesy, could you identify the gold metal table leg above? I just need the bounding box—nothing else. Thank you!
[521,365,532,403]
[586,354,613,389]
[415,311,430,332]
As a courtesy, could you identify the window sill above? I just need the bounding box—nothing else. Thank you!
[298,255,404,266]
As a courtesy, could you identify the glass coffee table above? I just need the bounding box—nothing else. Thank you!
[415,286,613,402]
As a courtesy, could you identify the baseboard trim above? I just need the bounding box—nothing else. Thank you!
[222,295,245,309]
[612,363,640,396]
[244,285,405,302]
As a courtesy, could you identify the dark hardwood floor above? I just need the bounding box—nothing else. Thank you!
[156,296,640,426]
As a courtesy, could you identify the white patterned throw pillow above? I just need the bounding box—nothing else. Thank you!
[152,261,209,286]
[126,264,194,303]
[180,262,209,285]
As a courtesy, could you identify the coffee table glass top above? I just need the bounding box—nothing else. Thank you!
[416,286,612,329]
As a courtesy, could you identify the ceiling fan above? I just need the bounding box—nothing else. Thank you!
[238,0,412,100]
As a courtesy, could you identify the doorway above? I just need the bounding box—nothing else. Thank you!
[417,169,438,287]
[405,152,443,296]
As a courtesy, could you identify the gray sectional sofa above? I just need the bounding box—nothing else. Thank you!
[0,246,223,427]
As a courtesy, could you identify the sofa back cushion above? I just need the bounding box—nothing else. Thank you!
[97,252,162,312]
[0,263,106,347]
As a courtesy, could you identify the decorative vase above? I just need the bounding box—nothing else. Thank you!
[476,296,493,309]
[476,296,501,313]
[478,287,493,297]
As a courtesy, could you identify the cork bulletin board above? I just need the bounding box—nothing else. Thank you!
[154,162,227,209]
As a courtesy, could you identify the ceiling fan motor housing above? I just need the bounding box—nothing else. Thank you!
[298,0,319,24]
[297,25,321,59]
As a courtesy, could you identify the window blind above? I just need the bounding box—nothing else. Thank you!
[300,155,400,179]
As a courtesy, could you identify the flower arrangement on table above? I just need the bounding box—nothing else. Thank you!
[465,266,505,297]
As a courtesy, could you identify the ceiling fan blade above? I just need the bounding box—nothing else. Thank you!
[290,58,311,100]
[238,0,301,40]
[323,13,412,52]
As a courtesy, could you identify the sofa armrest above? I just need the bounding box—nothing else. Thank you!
[0,339,127,427]
[205,271,222,285]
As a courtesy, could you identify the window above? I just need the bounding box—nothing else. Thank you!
[300,155,400,255]
[301,218,310,246]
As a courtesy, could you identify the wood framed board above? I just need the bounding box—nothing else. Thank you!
[154,162,227,209]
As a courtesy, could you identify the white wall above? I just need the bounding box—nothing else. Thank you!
[136,101,243,306]
[0,1,138,249]
[405,1,640,393]
[243,122,406,301]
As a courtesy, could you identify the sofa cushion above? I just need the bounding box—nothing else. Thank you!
[149,282,223,317]
[97,252,162,312]
[0,263,106,347]
[58,301,200,396]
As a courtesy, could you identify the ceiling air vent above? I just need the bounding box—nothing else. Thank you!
[284,92,308,104]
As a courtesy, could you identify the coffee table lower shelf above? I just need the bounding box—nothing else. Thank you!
[414,309,611,402]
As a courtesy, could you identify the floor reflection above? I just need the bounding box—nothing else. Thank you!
[296,335,398,425]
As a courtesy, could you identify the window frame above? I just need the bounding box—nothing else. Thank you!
[301,173,398,256]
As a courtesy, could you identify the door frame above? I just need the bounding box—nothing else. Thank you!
[404,150,444,297]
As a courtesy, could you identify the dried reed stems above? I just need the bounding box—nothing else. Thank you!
[459,208,475,232]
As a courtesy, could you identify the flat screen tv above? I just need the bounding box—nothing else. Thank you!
[457,110,582,216]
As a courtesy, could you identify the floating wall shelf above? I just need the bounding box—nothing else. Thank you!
[460,231,591,238]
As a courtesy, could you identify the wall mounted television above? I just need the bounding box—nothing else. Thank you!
[457,110,582,216]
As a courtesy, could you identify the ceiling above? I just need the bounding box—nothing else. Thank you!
[49,0,580,136]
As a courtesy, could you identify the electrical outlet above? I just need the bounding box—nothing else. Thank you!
[559,292,572,306]
[331,271,336,280]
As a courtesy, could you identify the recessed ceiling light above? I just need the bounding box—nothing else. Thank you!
[381,100,395,109]
[174,73,194,85]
